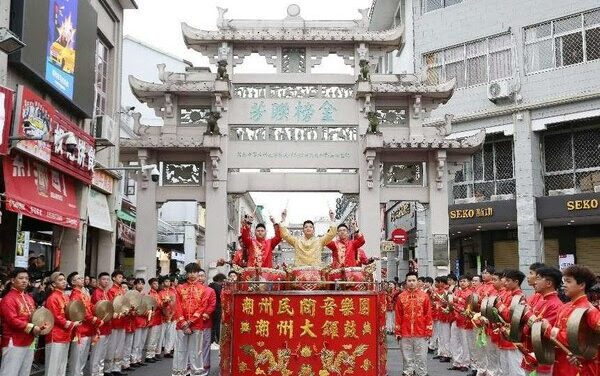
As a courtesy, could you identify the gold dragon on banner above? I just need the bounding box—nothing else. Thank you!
[240,345,293,376]
[320,344,369,375]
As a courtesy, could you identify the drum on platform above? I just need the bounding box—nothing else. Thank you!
[289,266,324,291]
[238,267,287,291]
[324,266,372,290]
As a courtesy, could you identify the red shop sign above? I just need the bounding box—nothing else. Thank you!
[0,85,14,155]
[3,153,79,228]
[13,85,94,184]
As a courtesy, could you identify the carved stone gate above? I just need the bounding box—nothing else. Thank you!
[120,5,484,279]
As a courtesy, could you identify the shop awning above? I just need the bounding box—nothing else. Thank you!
[3,154,79,228]
[88,189,113,232]
[117,210,136,223]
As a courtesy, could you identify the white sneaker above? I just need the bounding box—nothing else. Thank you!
[210,343,219,350]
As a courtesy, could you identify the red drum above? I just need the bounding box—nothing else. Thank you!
[238,267,287,291]
[289,266,324,291]
[343,267,369,291]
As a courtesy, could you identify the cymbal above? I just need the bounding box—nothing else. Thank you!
[467,293,480,313]
[95,300,114,322]
[480,296,489,318]
[509,304,526,343]
[31,307,54,335]
[509,295,524,316]
[531,321,555,365]
[485,296,500,322]
[113,295,131,314]
[567,307,600,360]
[142,295,157,311]
[136,300,148,315]
[125,290,142,308]
[66,300,85,322]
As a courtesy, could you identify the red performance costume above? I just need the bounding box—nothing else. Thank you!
[240,223,281,268]
[326,233,366,268]
[70,287,99,339]
[45,289,74,343]
[91,288,112,336]
[174,279,208,331]
[0,288,36,348]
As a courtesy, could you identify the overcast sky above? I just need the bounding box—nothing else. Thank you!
[124,0,369,224]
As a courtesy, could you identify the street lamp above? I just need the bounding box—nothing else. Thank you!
[0,27,25,54]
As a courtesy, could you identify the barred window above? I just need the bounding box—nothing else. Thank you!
[94,38,110,116]
[423,0,462,13]
[424,33,513,87]
[543,123,600,195]
[524,9,600,73]
[452,136,515,203]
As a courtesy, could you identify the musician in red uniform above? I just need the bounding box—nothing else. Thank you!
[326,220,366,268]
[471,267,498,376]
[450,274,474,372]
[198,270,217,376]
[159,276,177,357]
[543,265,600,376]
[90,272,112,376]
[120,282,135,371]
[105,270,127,375]
[0,268,39,376]
[395,271,433,376]
[172,263,209,376]
[240,215,281,268]
[144,277,163,362]
[520,267,563,375]
[45,272,78,376]
[67,271,101,376]
[432,275,453,362]
[526,263,546,308]
[131,278,149,367]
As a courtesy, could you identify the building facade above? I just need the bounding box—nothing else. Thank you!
[0,0,136,277]
[370,0,600,275]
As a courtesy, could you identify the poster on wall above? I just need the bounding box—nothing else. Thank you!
[559,254,575,271]
[0,86,14,155]
[45,0,79,99]
[14,214,30,268]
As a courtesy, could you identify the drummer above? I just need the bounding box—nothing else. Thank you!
[278,209,337,266]
[0,268,39,376]
[90,272,113,376]
[45,271,79,376]
[542,265,600,376]
[325,219,365,268]
[240,214,281,268]
[67,271,99,376]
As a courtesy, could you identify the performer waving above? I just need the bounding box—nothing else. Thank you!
[325,219,367,268]
[240,214,282,268]
[278,209,337,266]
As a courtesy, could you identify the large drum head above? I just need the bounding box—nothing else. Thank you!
[567,307,600,360]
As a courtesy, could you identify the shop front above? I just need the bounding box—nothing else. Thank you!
[449,199,518,274]
[537,192,600,271]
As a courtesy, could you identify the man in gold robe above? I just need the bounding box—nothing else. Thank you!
[278,209,337,266]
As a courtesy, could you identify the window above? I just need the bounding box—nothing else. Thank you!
[424,33,513,88]
[524,9,600,73]
[452,136,515,202]
[423,0,462,13]
[94,38,110,116]
[543,123,600,194]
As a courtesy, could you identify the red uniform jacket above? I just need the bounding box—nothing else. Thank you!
[174,280,208,330]
[453,287,474,329]
[159,287,176,323]
[45,289,74,343]
[545,294,600,376]
[133,293,149,330]
[495,288,523,350]
[199,287,217,330]
[107,284,126,330]
[240,224,281,268]
[326,233,366,268]
[91,288,112,336]
[394,289,433,338]
[432,287,454,323]
[232,249,246,267]
[0,289,36,347]
[148,289,163,327]
[520,291,563,374]
[70,287,98,338]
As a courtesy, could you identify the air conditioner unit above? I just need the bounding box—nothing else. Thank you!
[548,188,578,196]
[94,115,114,147]
[487,80,513,102]
[491,193,515,201]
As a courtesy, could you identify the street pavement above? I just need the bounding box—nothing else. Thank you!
[124,335,468,375]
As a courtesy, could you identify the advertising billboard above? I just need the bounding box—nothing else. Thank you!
[45,0,79,99]
[10,0,98,117]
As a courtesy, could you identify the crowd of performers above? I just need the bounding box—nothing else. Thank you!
[386,264,600,376]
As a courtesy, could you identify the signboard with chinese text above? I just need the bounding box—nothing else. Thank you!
[0,86,14,155]
[13,85,94,184]
[229,293,381,376]
[92,170,114,194]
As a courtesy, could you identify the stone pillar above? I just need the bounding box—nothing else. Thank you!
[183,223,197,265]
[204,135,228,271]
[415,206,431,276]
[59,184,90,274]
[427,150,450,277]
[133,149,158,279]
[513,111,544,281]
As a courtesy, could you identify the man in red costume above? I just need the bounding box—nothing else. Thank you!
[106,270,127,375]
[68,271,101,376]
[197,270,216,376]
[240,214,281,268]
[90,272,113,376]
[144,278,163,362]
[172,263,209,376]
[543,265,600,376]
[432,275,453,363]
[471,267,498,376]
[526,263,546,308]
[395,271,433,376]
[450,274,474,372]
[159,276,177,358]
[325,220,366,268]
[519,266,563,375]
[0,268,40,376]
[131,278,149,368]
[45,272,79,376]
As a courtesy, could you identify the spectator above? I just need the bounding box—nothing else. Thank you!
[209,273,227,345]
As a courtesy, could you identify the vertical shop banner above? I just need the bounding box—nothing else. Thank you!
[14,214,30,268]
[14,86,53,162]
[46,0,79,99]
[0,86,14,155]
